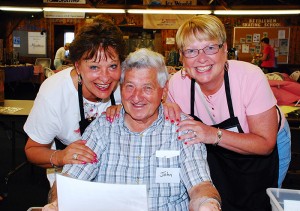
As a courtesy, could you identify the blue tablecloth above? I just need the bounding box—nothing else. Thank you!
[3,65,34,83]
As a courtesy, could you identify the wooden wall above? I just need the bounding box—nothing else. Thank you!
[2,14,300,65]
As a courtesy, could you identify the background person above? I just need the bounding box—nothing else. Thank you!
[53,43,70,70]
[43,48,221,211]
[167,15,291,211]
[24,17,126,186]
[259,37,276,73]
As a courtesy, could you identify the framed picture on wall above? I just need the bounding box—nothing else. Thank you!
[28,32,46,55]
[279,39,288,55]
[246,34,252,43]
[263,32,268,38]
[253,34,260,42]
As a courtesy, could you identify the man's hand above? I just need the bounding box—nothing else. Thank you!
[190,197,221,211]
[42,200,58,211]
[188,181,221,211]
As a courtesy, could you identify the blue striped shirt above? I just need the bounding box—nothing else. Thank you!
[63,105,212,211]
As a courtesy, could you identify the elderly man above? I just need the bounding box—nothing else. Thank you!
[44,48,221,211]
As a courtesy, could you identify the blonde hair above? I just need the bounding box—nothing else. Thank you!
[176,15,226,50]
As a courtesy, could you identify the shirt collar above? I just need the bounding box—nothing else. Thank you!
[119,104,164,135]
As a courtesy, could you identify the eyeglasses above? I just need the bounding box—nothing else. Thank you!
[181,43,224,58]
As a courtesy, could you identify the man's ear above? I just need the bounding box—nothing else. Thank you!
[161,81,169,103]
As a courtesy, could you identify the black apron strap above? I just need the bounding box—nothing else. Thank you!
[224,69,235,118]
[190,78,196,116]
[78,81,85,123]
[276,105,282,132]
[110,93,116,106]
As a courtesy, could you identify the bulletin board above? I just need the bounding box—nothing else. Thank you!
[233,27,290,64]
[13,31,47,57]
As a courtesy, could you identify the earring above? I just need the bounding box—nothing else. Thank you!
[181,67,187,79]
[78,73,82,85]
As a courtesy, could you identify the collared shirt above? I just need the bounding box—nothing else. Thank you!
[62,105,211,211]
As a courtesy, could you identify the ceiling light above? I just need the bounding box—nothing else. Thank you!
[214,10,300,15]
[43,7,126,13]
[0,6,43,12]
[127,9,211,15]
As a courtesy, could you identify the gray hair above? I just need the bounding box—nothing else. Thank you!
[120,48,168,88]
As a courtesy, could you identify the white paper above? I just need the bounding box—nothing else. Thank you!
[156,150,180,158]
[155,167,180,183]
[56,174,148,211]
[278,30,286,39]
[284,200,300,211]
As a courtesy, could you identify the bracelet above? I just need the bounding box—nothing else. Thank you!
[214,128,222,146]
[50,150,60,168]
[199,197,221,210]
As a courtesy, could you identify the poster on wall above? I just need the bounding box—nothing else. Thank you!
[13,36,20,47]
[253,34,260,43]
[279,39,288,55]
[28,32,46,55]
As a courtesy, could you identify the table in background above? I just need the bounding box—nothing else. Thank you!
[2,64,44,82]
[2,65,34,83]
[0,100,33,197]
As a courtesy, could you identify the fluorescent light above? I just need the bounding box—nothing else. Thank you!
[214,10,300,15]
[127,9,211,15]
[43,7,125,13]
[0,6,43,12]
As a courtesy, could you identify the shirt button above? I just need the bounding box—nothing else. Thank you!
[140,133,143,137]
[137,156,141,160]
[136,178,140,184]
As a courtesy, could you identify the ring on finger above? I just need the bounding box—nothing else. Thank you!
[72,153,79,160]
[193,131,197,138]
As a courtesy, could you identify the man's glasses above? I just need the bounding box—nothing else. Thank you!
[181,43,224,58]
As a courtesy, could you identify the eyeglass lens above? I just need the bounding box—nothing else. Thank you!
[182,44,223,58]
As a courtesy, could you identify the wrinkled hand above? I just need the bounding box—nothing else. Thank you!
[190,198,221,211]
[42,200,58,211]
[198,201,221,211]
[177,117,217,145]
[58,140,97,166]
[162,102,182,125]
[104,104,122,123]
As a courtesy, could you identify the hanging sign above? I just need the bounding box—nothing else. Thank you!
[44,11,85,18]
[43,0,86,3]
[143,0,197,6]
[144,14,193,29]
[241,18,282,27]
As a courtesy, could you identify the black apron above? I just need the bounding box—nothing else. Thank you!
[190,70,278,211]
[55,82,116,150]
